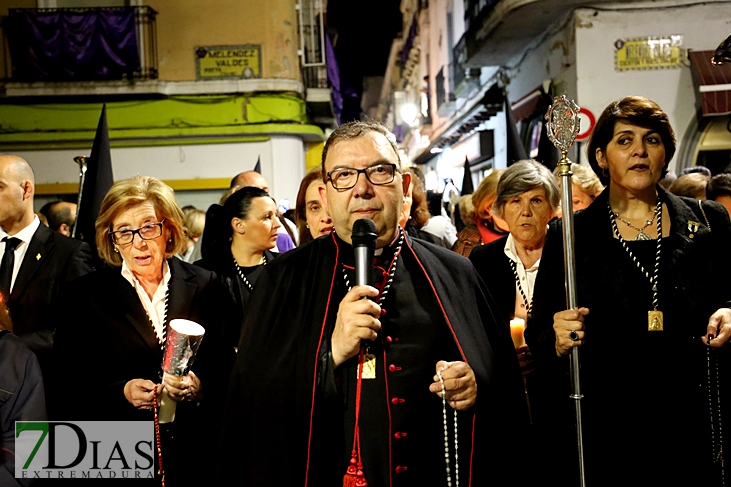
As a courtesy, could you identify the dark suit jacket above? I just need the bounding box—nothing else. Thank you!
[469,235,514,327]
[53,258,224,483]
[8,223,94,358]
[0,331,46,487]
[53,257,222,421]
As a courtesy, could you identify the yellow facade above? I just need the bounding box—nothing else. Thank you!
[149,0,301,81]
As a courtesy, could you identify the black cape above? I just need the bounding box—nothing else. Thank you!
[218,232,527,486]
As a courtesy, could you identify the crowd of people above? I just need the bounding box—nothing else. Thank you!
[1,95,731,486]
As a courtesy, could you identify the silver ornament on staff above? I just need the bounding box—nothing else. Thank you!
[544,95,586,487]
[71,156,88,239]
[158,319,205,424]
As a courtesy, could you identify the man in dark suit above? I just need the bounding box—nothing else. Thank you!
[0,155,94,379]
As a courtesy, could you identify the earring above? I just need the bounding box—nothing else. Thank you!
[114,247,119,253]
[306,223,310,229]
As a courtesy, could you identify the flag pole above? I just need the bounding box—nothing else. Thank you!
[71,156,88,239]
[544,95,586,487]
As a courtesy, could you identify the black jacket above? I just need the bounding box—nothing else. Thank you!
[53,258,223,421]
[469,235,514,327]
[219,232,527,486]
[526,186,731,485]
[7,224,94,360]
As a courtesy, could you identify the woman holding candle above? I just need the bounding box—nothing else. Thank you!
[53,175,221,484]
[526,96,731,485]
[469,160,559,328]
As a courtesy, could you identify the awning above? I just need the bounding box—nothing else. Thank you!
[689,50,731,116]
[510,88,542,122]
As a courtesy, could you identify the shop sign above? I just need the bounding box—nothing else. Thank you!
[196,45,262,79]
[614,36,684,71]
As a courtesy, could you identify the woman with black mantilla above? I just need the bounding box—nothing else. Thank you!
[525,96,731,486]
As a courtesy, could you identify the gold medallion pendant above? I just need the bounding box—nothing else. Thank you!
[648,310,664,331]
[361,353,377,379]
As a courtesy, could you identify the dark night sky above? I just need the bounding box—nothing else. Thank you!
[326,0,402,122]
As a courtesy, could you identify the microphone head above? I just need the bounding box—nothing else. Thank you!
[351,218,377,248]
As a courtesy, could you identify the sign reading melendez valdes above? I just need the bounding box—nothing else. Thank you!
[196,45,262,79]
[15,421,154,479]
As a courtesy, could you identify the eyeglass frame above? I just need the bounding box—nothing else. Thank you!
[326,163,400,191]
[109,218,167,245]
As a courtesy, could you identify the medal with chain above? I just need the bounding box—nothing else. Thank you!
[612,205,661,241]
[608,200,663,331]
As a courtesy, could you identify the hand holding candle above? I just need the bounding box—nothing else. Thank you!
[159,319,205,423]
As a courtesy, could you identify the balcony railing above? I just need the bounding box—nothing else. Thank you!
[2,6,157,82]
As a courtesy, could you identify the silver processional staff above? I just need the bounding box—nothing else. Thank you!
[544,95,586,487]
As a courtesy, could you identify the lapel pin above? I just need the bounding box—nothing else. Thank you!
[687,220,700,238]
[36,253,41,260]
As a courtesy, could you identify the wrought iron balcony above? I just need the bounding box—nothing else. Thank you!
[2,6,158,82]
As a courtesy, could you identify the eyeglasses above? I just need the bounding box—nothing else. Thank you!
[110,219,166,245]
[327,163,398,191]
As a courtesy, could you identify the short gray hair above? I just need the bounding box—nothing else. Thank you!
[493,160,560,218]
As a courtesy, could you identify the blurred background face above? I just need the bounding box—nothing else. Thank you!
[304,179,332,239]
[715,195,731,217]
[502,187,553,248]
[236,196,280,251]
[571,182,594,212]
[112,202,169,279]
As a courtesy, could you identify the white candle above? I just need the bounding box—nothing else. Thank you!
[510,318,526,349]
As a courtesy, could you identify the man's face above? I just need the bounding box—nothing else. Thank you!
[0,160,30,231]
[320,132,410,248]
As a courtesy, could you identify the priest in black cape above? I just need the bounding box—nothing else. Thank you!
[218,121,528,486]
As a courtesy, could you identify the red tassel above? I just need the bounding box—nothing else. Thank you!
[355,461,368,487]
[343,457,358,487]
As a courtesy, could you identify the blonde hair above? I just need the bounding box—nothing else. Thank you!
[184,209,206,239]
[553,164,604,199]
[95,176,187,266]
[472,170,503,223]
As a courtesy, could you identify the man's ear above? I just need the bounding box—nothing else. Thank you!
[59,223,71,237]
[21,180,33,202]
[401,171,411,196]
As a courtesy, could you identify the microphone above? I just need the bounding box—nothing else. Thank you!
[351,218,377,287]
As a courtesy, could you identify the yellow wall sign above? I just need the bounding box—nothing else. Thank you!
[615,36,684,71]
[196,45,262,79]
